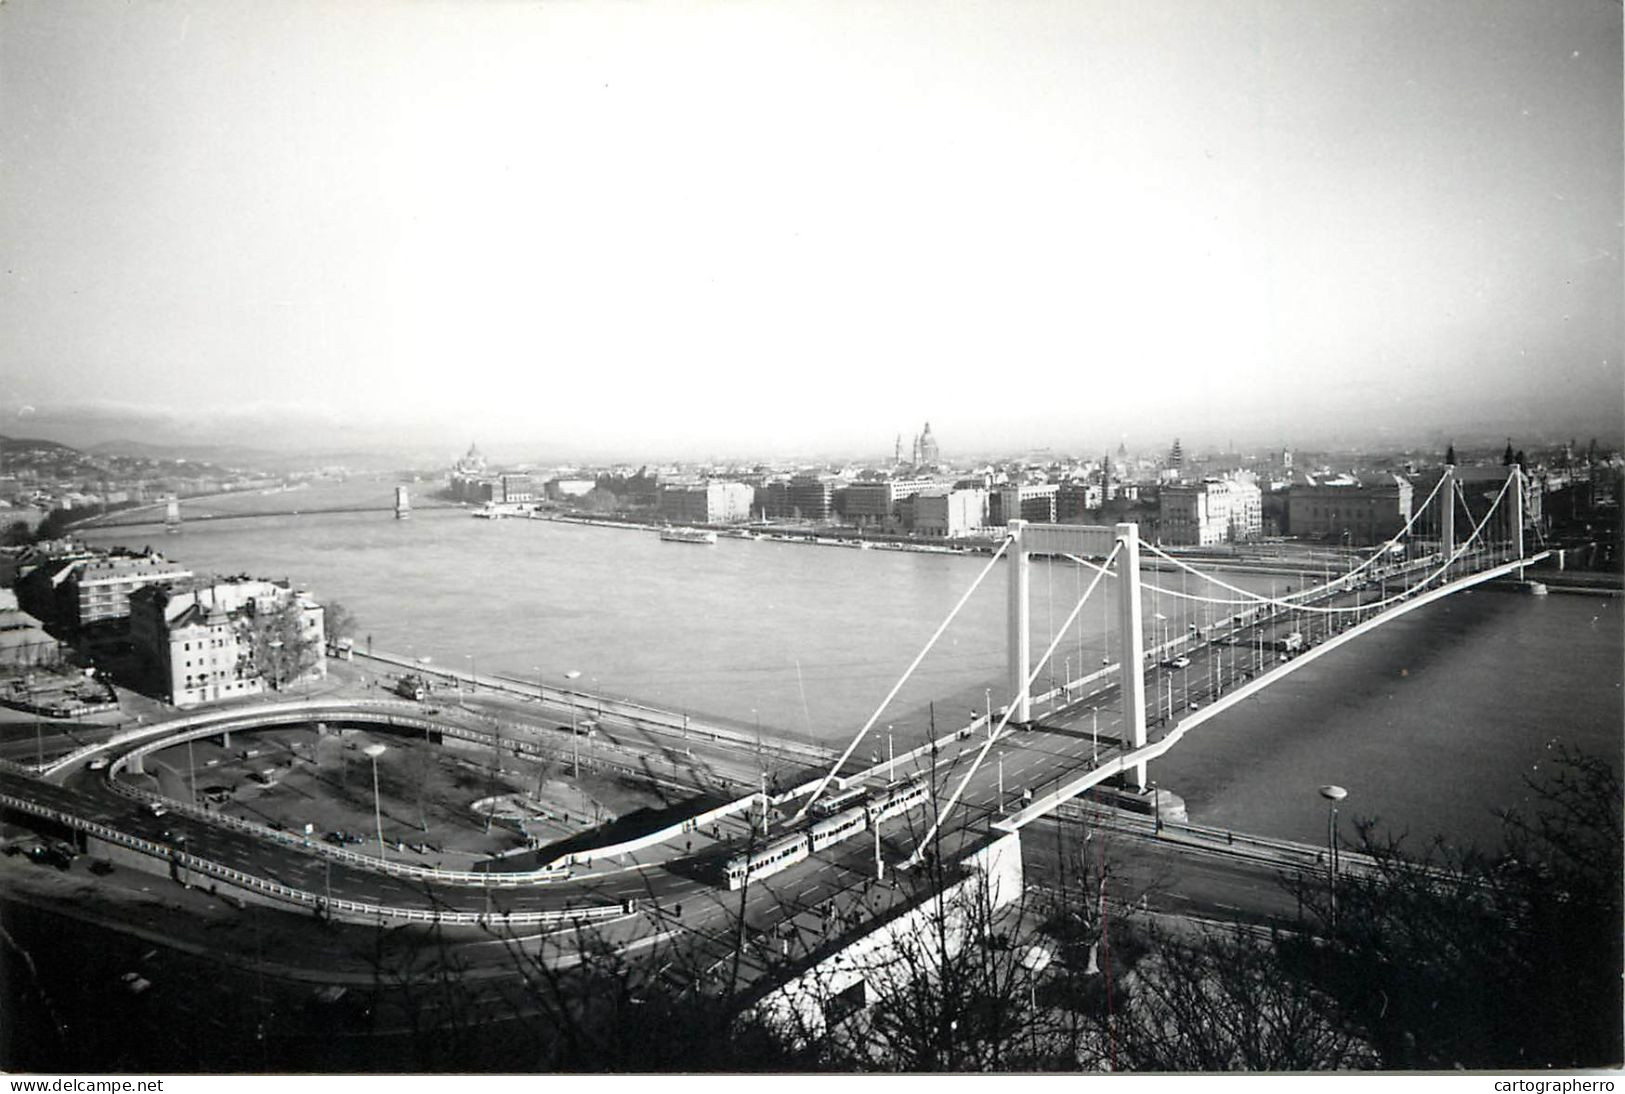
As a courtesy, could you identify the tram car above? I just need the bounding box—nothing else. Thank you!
[721,778,931,891]
[810,786,866,818]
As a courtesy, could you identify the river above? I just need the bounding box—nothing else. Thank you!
[82,505,1621,853]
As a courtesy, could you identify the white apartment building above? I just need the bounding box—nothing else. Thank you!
[1159,479,1263,545]
[913,488,987,539]
[130,579,326,708]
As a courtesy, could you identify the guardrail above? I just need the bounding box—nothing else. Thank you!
[95,702,628,885]
[995,550,1552,835]
[64,697,764,887]
[0,789,625,927]
[359,648,837,765]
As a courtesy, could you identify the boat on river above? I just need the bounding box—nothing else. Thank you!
[659,527,718,545]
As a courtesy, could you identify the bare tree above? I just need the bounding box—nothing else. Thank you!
[1279,746,1622,1070]
[240,598,318,690]
[1093,923,1377,1071]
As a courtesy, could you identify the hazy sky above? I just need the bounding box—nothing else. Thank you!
[2,0,1620,460]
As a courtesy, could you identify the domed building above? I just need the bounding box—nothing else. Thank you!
[917,422,940,467]
[453,442,487,477]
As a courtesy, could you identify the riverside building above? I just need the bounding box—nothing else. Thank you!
[129,579,326,708]
[1286,476,1414,546]
[657,481,755,524]
[1159,479,1263,546]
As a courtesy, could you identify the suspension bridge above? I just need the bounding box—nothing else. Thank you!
[748,462,1549,886]
[0,461,1558,1014]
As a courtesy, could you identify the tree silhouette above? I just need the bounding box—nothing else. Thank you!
[1279,747,1622,1069]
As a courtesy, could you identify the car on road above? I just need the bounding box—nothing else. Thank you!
[1163,656,1192,669]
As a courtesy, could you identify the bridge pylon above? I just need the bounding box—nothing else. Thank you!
[1115,522,1149,790]
[1441,462,1456,573]
[1004,519,1149,789]
[1509,464,1525,578]
[1006,520,1032,723]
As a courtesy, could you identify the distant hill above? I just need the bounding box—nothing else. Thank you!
[0,435,81,456]
[84,438,283,465]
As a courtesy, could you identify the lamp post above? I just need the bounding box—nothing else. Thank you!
[997,752,1005,814]
[752,708,763,782]
[564,670,582,777]
[1319,784,1347,930]
[464,654,476,697]
[364,743,388,859]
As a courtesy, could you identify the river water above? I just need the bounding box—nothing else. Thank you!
[83,507,1621,853]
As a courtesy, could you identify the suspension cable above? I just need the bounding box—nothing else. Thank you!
[794,534,1013,822]
[1148,472,1451,606]
[1271,471,1451,598]
[907,540,1123,866]
[1140,473,1514,616]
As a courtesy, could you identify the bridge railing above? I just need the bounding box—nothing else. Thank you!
[996,550,1551,837]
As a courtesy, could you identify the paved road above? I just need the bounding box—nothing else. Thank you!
[0,553,1470,984]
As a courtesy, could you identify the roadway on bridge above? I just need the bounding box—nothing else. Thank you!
[0,553,1482,981]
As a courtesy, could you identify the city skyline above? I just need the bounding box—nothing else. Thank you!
[3,0,1621,459]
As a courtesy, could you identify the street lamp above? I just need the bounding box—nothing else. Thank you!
[364,743,388,859]
[564,670,582,777]
[464,654,476,697]
[1319,784,1348,930]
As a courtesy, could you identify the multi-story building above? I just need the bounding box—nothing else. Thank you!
[65,553,196,629]
[1160,485,1222,546]
[499,474,534,504]
[1160,479,1263,545]
[757,480,792,520]
[991,483,1058,526]
[1287,476,1414,546]
[129,578,326,708]
[657,482,755,524]
[787,475,833,523]
[844,477,936,527]
[1056,482,1104,523]
[913,488,987,539]
[15,547,192,632]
